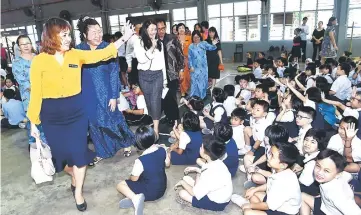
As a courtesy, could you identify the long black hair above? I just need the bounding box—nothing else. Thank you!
[140,19,162,51]
[191,30,203,43]
[77,16,100,42]
[206,27,219,43]
[327,17,337,26]
[194,23,203,33]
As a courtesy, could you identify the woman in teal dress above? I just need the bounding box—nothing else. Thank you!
[12,35,46,145]
[188,31,218,99]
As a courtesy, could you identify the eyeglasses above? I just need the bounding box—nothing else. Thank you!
[296,115,310,119]
[351,97,361,102]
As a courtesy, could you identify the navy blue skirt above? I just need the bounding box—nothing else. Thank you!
[40,94,95,172]
[125,179,166,201]
[192,195,229,211]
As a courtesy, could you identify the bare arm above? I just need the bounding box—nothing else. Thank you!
[322,97,346,111]
[217,50,223,65]
[295,75,307,92]
[287,80,307,102]
[130,175,139,181]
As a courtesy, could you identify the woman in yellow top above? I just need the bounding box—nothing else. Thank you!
[28,18,134,211]
[177,23,192,98]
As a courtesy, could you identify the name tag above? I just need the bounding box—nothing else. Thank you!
[69,64,78,68]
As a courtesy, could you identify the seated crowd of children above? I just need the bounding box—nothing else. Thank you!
[115,53,361,215]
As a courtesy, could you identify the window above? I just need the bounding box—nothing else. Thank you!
[269,0,334,40]
[26,25,38,47]
[347,0,361,38]
[109,14,128,34]
[72,17,102,45]
[131,10,170,33]
[208,1,262,42]
[173,7,198,31]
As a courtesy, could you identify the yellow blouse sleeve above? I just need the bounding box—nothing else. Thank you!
[27,57,43,125]
[74,43,118,64]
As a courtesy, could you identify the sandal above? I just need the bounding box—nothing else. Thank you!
[124,150,132,157]
[93,157,103,164]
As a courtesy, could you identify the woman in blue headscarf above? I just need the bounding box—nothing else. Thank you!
[76,16,135,162]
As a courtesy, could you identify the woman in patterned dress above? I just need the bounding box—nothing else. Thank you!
[321,17,338,64]
[177,23,192,98]
[188,31,219,99]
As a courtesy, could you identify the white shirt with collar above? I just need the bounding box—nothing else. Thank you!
[131,145,167,176]
[299,24,309,41]
[250,116,272,147]
[299,151,319,186]
[193,159,233,204]
[234,85,241,97]
[253,67,262,79]
[117,43,126,57]
[327,134,361,162]
[296,124,312,155]
[331,75,352,101]
[266,169,301,214]
[279,109,295,122]
[306,76,315,90]
[331,67,337,79]
[320,174,361,215]
[178,132,191,150]
[321,74,334,84]
[232,125,245,150]
[211,102,225,123]
[125,34,140,66]
[343,107,361,119]
[277,67,285,78]
[223,96,237,117]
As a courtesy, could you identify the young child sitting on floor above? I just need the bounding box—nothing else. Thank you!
[300,149,361,215]
[253,59,263,80]
[223,85,237,117]
[230,108,250,155]
[202,88,228,130]
[1,89,26,129]
[175,136,232,211]
[276,57,287,78]
[117,126,167,215]
[166,111,203,166]
[235,75,252,106]
[329,62,352,103]
[243,98,257,127]
[232,142,301,215]
[291,106,315,155]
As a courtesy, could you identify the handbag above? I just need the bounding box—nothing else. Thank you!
[30,137,55,184]
[218,64,225,71]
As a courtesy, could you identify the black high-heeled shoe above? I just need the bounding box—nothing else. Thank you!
[76,200,87,212]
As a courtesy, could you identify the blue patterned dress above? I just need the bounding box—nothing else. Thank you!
[188,41,217,99]
[12,55,47,144]
[76,41,135,158]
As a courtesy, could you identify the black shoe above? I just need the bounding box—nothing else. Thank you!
[76,200,87,212]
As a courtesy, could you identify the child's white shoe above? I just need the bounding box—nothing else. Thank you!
[231,194,249,207]
[132,193,145,215]
[238,145,252,155]
[239,165,246,173]
[18,122,26,129]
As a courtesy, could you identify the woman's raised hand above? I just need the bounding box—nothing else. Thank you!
[123,20,135,42]
[212,38,219,46]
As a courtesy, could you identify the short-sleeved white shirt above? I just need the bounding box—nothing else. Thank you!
[137,95,148,115]
[277,67,285,78]
[193,159,233,204]
[343,107,361,119]
[248,82,256,91]
[266,169,302,214]
[250,117,272,147]
[223,96,237,117]
[332,67,337,79]
[131,146,167,176]
[278,109,295,122]
[253,67,262,79]
[296,124,312,155]
[234,85,241,97]
[327,134,361,162]
[331,75,352,101]
[321,74,334,84]
[232,125,245,149]
[212,102,225,123]
[178,132,191,150]
[306,77,315,90]
[304,99,316,110]
[299,151,319,186]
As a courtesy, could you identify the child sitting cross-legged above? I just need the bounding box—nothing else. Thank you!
[166,111,203,166]
[223,85,237,117]
[291,106,315,155]
[175,135,232,211]
[231,142,301,215]
[300,149,361,215]
[117,126,167,215]
[1,89,27,129]
[202,88,228,130]
[230,107,251,155]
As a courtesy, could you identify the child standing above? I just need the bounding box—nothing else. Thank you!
[1,89,26,129]
[300,149,361,215]
[231,108,250,155]
[117,126,167,214]
[232,142,301,215]
[175,136,232,211]
[223,85,237,117]
[291,28,302,65]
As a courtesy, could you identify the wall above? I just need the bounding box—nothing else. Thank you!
[1,0,359,60]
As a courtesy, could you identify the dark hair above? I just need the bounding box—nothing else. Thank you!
[265,125,289,145]
[303,17,308,21]
[235,75,242,84]
[134,126,156,150]
[256,84,269,94]
[344,51,352,57]
[264,65,279,78]
[207,27,219,42]
[319,64,332,73]
[273,142,300,167]
[202,135,226,160]
[3,89,15,100]
[258,52,265,57]
[41,17,72,54]
[326,58,338,67]
[340,116,359,128]
[253,99,269,113]
[176,23,186,32]
[298,106,316,120]
[350,61,356,69]
[255,59,263,65]
[315,76,331,96]
[283,67,297,80]
[248,98,258,108]
[306,87,322,103]
[247,73,256,82]
[194,23,202,33]
[140,19,162,51]
[338,62,351,76]
[200,21,209,29]
[102,33,112,43]
[114,31,123,39]
[289,93,303,111]
[212,87,225,103]
[191,30,203,43]
[188,96,204,111]
[182,111,200,132]
[223,85,235,97]
[338,56,347,64]
[239,75,249,82]
[155,18,166,26]
[327,17,337,26]
[294,28,302,34]
[305,64,316,75]
[317,149,346,173]
[16,35,32,46]
[231,108,247,120]
[171,24,177,34]
[278,57,287,66]
[77,16,100,42]
[213,123,233,143]
[304,129,329,151]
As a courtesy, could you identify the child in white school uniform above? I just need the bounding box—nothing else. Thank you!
[232,142,301,215]
[202,88,228,130]
[253,59,263,80]
[175,136,232,211]
[329,62,352,102]
[327,116,361,173]
[235,75,252,107]
[223,85,237,117]
[230,108,251,155]
[318,64,334,84]
[298,129,328,196]
[300,149,361,215]
[117,126,167,215]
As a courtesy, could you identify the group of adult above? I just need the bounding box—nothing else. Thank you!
[300,16,338,64]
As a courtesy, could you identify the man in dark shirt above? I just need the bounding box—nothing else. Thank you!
[156,18,184,125]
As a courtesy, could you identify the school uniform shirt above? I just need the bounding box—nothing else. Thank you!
[266,169,301,214]
[223,96,237,117]
[331,67,337,79]
[349,70,356,85]
[296,124,312,155]
[0,68,6,78]
[299,151,319,186]
[193,159,233,204]
[253,67,262,79]
[131,145,167,176]
[331,75,352,101]
[278,109,295,122]
[321,74,334,84]
[232,125,245,150]
[2,99,26,125]
[178,131,191,150]
[4,85,16,92]
[234,85,241,97]
[235,89,251,103]
[211,102,226,123]
[319,174,361,215]
[343,107,361,119]
[306,76,315,90]
[299,24,309,41]
[248,82,256,91]
[304,99,316,110]
[136,95,148,115]
[250,116,272,147]
[266,110,276,124]
[277,67,285,78]
[327,134,361,162]
[125,34,139,66]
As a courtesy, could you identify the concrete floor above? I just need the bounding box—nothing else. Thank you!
[1,63,249,215]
